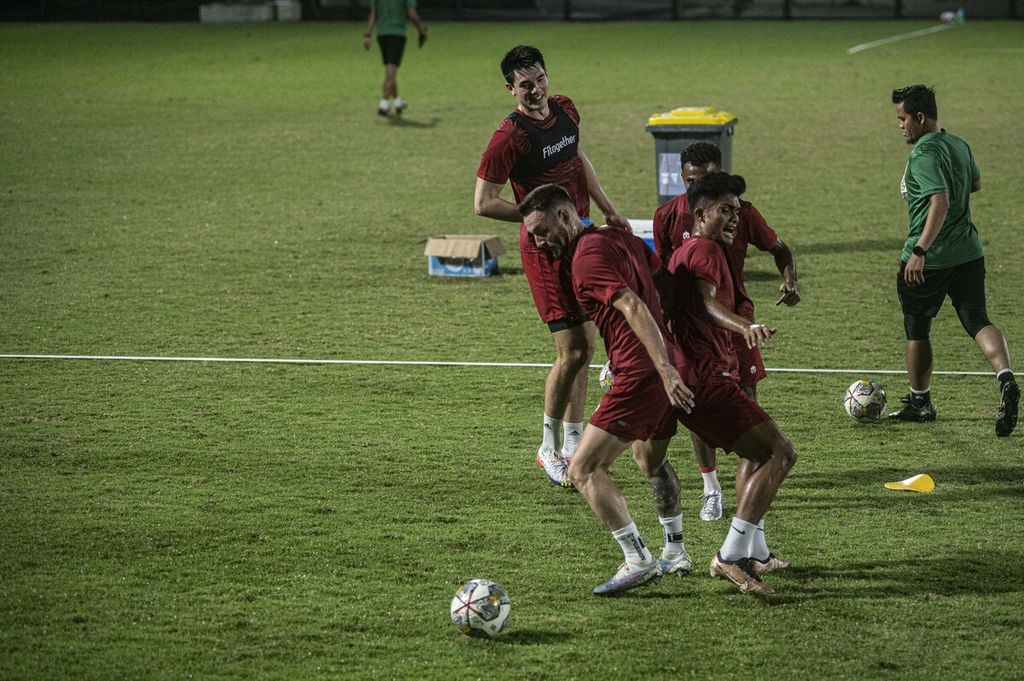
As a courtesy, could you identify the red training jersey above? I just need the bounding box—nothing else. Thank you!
[666,237,741,383]
[571,226,684,384]
[652,194,777,320]
[476,95,590,217]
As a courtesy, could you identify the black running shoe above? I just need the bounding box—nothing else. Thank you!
[889,394,937,422]
[996,381,1019,437]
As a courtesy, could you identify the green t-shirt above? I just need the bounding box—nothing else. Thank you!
[372,0,415,37]
[900,130,983,268]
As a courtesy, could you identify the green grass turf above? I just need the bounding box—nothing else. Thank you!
[2,19,1023,680]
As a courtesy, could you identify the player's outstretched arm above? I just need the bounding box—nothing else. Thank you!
[610,289,695,412]
[579,148,630,231]
[474,178,522,223]
[695,279,775,349]
[771,237,801,306]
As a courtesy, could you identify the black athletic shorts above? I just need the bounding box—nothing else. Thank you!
[897,256,986,318]
[377,35,406,66]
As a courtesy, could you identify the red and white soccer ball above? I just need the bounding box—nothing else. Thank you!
[450,579,511,638]
[844,379,887,423]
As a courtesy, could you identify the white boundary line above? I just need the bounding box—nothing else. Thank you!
[0,353,993,376]
[847,23,956,55]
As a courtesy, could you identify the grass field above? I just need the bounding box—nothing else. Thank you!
[2,19,1024,680]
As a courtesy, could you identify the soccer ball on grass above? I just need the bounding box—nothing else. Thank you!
[450,579,511,638]
[844,379,887,423]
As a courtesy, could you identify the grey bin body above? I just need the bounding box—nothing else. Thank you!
[646,119,738,206]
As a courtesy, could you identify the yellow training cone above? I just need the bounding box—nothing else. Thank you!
[883,473,935,493]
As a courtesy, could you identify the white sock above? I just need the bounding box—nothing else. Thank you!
[612,521,653,566]
[910,385,930,395]
[719,517,757,562]
[562,421,584,456]
[394,96,405,108]
[542,415,562,452]
[749,517,769,561]
[658,514,685,556]
[700,467,722,495]
[378,98,389,111]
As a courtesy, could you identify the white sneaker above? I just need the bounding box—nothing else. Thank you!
[593,560,661,595]
[699,491,723,521]
[560,446,575,467]
[535,447,571,488]
[658,548,693,576]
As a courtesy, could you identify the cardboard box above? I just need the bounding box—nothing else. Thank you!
[424,235,506,277]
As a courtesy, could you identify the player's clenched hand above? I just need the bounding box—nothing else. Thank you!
[362,34,372,50]
[604,213,632,232]
[741,323,776,349]
[418,27,427,47]
[775,280,801,306]
[660,368,695,413]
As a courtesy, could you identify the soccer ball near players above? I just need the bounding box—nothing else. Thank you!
[844,379,887,423]
[450,579,511,638]
[599,361,614,394]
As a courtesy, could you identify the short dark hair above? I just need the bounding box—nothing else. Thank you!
[681,141,721,168]
[501,45,546,84]
[688,172,746,215]
[892,84,938,121]
[518,183,572,218]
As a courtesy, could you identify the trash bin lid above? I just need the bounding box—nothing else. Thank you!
[646,106,738,128]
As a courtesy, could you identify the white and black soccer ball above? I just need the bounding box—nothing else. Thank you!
[844,379,887,423]
[599,362,614,394]
[450,579,511,638]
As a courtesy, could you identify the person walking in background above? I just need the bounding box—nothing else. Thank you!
[363,0,427,117]
[889,84,1018,436]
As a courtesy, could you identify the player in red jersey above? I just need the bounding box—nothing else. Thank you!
[474,45,631,487]
[664,172,798,596]
[518,184,696,596]
[653,142,800,522]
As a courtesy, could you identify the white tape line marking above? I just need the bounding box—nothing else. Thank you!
[848,23,956,55]
[0,353,992,376]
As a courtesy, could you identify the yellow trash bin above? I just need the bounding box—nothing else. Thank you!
[646,107,738,205]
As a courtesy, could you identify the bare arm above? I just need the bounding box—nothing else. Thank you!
[362,7,376,49]
[474,177,522,223]
[695,279,775,349]
[579,147,630,230]
[770,237,800,306]
[610,288,694,412]
[406,7,427,43]
[904,192,949,287]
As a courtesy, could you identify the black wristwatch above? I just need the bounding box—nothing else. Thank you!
[912,245,928,257]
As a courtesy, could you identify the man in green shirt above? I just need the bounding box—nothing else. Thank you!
[890,84,1018,436]
[362,0,427,117]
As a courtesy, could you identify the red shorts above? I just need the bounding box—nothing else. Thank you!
[732,339,767,389]
[520,225,584,324]
[676,377,771,453]
[588,370,678,442]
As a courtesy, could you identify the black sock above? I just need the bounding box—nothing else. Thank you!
[997,371,1015,390]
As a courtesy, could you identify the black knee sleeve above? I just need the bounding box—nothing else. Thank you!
[904,313,932,341]
[956,305,992,338]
